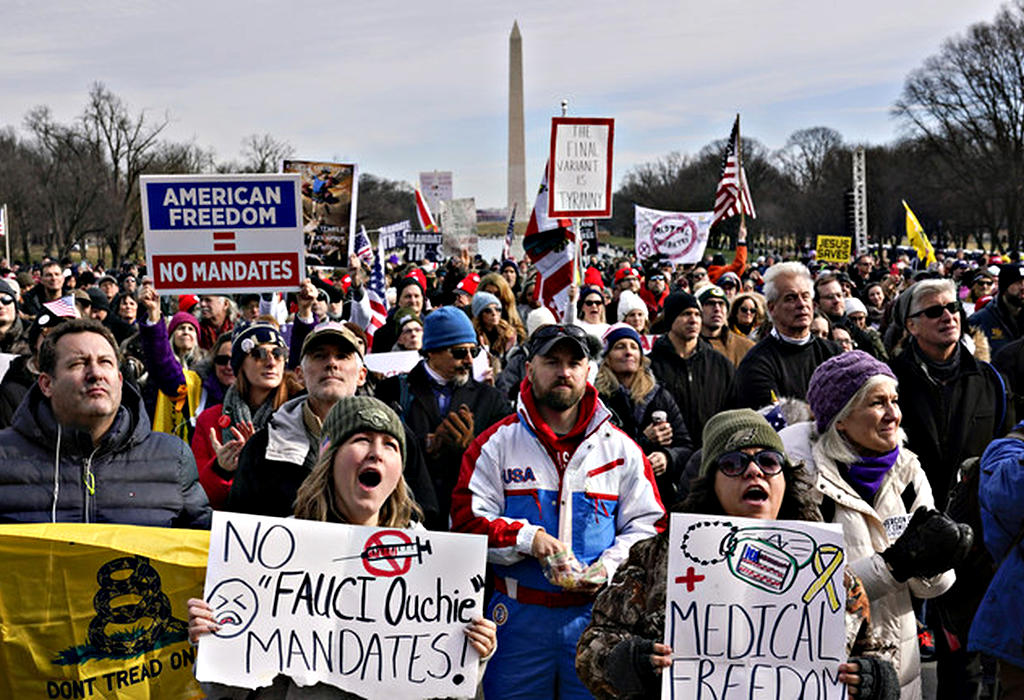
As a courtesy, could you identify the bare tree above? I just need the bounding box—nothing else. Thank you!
[894,0,1024,249]
[776,127,844,192]
[240,133,293,173]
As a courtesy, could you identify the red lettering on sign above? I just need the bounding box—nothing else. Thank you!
[151,252,300,292]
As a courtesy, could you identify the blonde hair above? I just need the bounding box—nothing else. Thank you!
[293,440,422,526]
[595,349,655,404]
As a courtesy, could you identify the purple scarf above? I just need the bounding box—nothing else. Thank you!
[842,447,900,503]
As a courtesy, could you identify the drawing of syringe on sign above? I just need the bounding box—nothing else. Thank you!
[333,530,433,577]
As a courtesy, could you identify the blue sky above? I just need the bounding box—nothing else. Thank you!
[0,0,1007,208]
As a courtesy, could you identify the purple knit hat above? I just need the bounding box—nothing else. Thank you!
[168,311,199,336]
[806,350,896,433]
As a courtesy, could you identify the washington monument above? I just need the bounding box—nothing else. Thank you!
[507,21,526,217]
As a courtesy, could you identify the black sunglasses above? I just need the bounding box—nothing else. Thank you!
[249,346,287,362]
[648,274,665,281]
[213,354,232,366]
[448,345,481,360]
[0,294,14,306]
[737,305,756,314]
[533,323,589,342]
[909,301,960,319]
[716,450,785,477]
[583,299,603,307]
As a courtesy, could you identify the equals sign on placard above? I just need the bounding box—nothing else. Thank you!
[213,231,236,251]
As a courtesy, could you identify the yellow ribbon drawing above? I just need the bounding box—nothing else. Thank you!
[802,544,844,612]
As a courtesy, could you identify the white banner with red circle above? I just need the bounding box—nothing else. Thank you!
[634,205,714,265]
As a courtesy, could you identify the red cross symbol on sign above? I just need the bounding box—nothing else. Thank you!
[675,566,706,592]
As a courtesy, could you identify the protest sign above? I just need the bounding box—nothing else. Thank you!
[363,350,420,378]
[406,231,443,262]
[0,523,208,699]
[283,160,359,266]
[816,235,853,265]
[635,206,714,265]
[141,173,304,295]
[579,219,598,257]
[438,198,477,258]
[548,117,614,218]
[664,513,847,699]
[380,220,411,251]
[419,171,453,215]
[196,512,488,699]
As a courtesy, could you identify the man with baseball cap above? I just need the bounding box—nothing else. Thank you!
[227,321,437,523]
[451,324,664,699]
[697,284,753,366]
[375,306,510,529]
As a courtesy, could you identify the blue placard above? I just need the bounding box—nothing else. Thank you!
[145,179,298,230]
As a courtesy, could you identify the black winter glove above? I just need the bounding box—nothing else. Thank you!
[605,637,659,697]
[881,506,973,582]
[847,656,899,700]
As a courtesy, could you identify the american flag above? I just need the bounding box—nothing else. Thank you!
[501,204,517,261]
[365,233,389,351]
[43,295,80,318]
[353,225,374,266]
[414,188,438,232]
[523,163,575,320]
[712,115,757,227]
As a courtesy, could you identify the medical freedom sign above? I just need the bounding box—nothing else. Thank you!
[141,173,305,295]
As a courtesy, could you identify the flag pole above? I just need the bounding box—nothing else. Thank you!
[735,113,746,230]
[560,98,584,285]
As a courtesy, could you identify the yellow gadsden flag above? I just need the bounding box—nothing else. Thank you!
[0,523,210,699]
[902,200,937,268]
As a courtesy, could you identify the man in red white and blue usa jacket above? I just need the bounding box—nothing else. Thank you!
[451,324,665,699]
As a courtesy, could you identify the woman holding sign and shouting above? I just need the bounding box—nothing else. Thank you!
[576,409,900,700]
[188,396,496,698]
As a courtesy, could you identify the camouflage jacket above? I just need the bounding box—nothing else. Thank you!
[576,531,892,700]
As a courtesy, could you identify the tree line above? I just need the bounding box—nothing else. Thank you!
[1,1,1022,263]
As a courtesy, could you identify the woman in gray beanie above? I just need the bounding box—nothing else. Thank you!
[577,408,899,700]
[780,350,972,699]
[188,396,497,698]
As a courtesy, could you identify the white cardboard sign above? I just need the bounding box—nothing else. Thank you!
[197,512,488,699]
[547,117,614,218]
[141,173,304,295]
[664,513,847,699]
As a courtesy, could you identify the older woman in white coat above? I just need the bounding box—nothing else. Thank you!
[780,351,973,699]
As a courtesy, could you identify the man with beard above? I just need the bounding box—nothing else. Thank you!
[197,295,235,351]
[376,306,510,529]
[226,322,438,524]
[735,262,840,408]
[969,263,1024,354]
[451,324,664,699]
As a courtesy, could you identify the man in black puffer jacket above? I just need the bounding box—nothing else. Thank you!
[0,318,210,527]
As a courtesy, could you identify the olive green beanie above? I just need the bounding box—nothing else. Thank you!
[700,408,786,477]
[320,396,405,461]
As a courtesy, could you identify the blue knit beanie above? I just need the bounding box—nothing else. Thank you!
[602,322,643,355]
[472,291,501,319]
[422,306,477,351]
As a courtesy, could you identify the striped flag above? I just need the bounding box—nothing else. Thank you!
[523,164,575,320]
[43,295,79,318]
[502,204,517,261]
[414,188,438,232]
[712,115,756,227]
[353,225,374,266]
[365,233,389,351]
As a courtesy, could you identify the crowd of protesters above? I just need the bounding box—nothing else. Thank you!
[3,236,1024,699]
